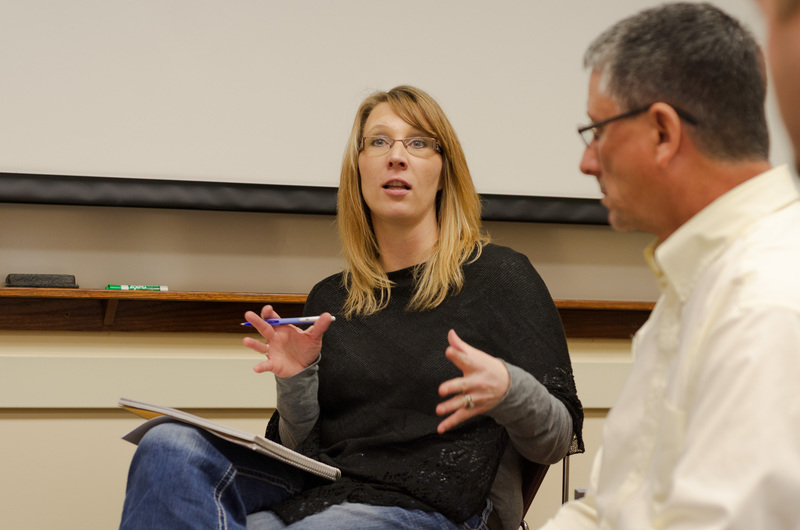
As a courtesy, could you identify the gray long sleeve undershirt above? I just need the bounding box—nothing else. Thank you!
[274,357,320,449]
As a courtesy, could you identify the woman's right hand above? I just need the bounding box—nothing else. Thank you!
[242,305,334,378]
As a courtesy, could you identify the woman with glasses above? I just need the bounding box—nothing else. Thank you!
[120,85,583,530]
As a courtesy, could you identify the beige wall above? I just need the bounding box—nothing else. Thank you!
[0,334,630,529]
[0,203,658,300]
[0,203,652,528]
[0,406,613,529]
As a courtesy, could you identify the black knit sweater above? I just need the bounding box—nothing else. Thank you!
[266,243,583,523]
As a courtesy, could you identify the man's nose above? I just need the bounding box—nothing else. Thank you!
[579,143,600,177]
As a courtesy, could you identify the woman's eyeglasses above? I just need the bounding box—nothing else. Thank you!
[360,136,442,158]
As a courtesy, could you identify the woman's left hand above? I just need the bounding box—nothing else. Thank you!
[436,329,511,434]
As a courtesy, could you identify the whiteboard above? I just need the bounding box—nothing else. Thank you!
[0,0,792,201]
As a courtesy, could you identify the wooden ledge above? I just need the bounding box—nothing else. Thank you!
[0,287,306,303]
[0,288,653,338]
[554,299,654,339]
[0,288,306,333]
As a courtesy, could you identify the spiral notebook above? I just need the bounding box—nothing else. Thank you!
[119,397,340,481]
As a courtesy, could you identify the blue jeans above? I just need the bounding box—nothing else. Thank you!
[247,501,493,529]
[119,422,491,530]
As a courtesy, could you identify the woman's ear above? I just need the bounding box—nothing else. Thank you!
[650,102,683,167]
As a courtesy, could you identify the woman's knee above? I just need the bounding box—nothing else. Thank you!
[134,421,217,470]
[139,420,200,448]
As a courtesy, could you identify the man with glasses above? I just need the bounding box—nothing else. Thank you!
[539,3,800,528]
[758,0,800,171]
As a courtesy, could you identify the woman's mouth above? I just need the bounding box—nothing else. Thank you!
[383,180,411,190]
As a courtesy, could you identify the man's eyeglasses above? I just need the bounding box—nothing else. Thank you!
[577,104,698,147]
[360,136,442,158]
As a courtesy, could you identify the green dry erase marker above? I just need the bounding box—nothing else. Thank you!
[106,285,169,291]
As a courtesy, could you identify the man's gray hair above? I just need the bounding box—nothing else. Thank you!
[585,2,769,161]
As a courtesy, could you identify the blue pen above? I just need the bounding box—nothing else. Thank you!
[241,315,335,327]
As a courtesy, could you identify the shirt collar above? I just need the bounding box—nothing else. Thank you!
[647,165,799,301]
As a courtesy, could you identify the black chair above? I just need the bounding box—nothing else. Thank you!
[519,455,570,530]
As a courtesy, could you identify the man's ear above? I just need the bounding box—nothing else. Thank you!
[650,102,683,167]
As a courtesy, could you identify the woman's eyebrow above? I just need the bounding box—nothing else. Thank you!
[363,124,429,137]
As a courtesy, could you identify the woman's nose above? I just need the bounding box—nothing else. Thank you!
[387,142,408,168]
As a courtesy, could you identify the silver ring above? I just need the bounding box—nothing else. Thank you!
[464,393,475,409]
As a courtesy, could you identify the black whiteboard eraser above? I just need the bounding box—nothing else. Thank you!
[5,273,79,288]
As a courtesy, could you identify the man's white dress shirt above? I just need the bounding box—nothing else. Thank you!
[541,166,800,529]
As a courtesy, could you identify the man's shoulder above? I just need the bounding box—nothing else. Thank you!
[723,202,800,308]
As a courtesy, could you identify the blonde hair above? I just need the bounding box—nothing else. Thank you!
[337,85,489,317]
